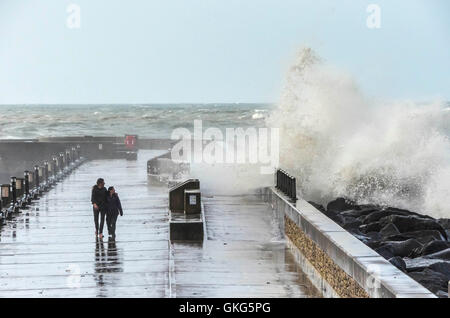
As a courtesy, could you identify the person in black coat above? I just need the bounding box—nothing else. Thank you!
[106,186,123,238]
[91,178,108,238]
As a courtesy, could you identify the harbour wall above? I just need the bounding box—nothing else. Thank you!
[263,187,437,298]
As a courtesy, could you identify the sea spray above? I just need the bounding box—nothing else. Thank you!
[267,48,450,218]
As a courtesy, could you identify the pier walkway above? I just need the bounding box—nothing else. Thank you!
[0,151,318,297]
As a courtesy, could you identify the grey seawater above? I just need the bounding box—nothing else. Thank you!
[0,103,272,139]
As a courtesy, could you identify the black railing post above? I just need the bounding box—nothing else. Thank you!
[16,178,24,198]
[292,177,297,201]
[66,150,71,165]
[34,165,40,189]
[275,169,279,189]
[276,169,298,202]
[10,177,17,206]
[51,157,57,177]
[287,174,292,198]
[28,169,34,189]
[38,166,44,184]
[286,174,290,197]
[1,184,10,208]
[280,170,283,191]
[24,171,30,197]
[60,152,65,169]
[44,161,49,184]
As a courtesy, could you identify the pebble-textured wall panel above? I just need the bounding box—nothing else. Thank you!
[285,215,369,298]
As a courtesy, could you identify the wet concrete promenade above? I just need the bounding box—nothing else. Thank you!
[0,151,318,297]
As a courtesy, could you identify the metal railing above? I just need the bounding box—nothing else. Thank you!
[276,169,297,202]
[0,145,85,223]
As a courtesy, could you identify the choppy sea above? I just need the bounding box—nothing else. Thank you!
[0,104,271,139]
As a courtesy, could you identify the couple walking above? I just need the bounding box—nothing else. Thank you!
[91,178,123,239]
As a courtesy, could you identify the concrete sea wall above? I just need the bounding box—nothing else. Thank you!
[0,137,175,183]
[263,187,436,298]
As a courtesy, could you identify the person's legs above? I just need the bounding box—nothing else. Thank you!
[111,213,118,236]
[106,211,113,236]
[99,209,106,235]
[93,207,100,234]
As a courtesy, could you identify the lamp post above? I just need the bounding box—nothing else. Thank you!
[65,150,71,166]
[16,178,25,207]
[16,178,24,197]
[47,160,53,185]
[1,184,10,212]
[10,177,17,212]
[76,144,81,159]
[24,171,31,203]
[60,152,65,170]
[53,156,60,181]
[71,147,76,163]
[28,169,34,188]
[38,166,44,183]
[43,161,48,189]
[50,156,57,179]
[34,165,40,197]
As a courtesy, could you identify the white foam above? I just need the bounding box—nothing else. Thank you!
[267,48,450,218]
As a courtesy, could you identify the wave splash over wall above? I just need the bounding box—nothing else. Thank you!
[267,48,450,218]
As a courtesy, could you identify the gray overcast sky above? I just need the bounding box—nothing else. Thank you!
[0,0,449,104]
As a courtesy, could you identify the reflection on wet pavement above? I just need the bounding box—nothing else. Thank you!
[94,238,123,297]
[0,150,319,297]
[173,194,321,298]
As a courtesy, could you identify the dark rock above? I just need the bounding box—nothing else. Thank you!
[343,219,363,231]
[361,207,431,224]
[358,204,380,210]
[375,244,395,259]
[388,239,423,257]
[385,230,445,245]
[404,257,444,272]
[389,256,406,272]
[412,240,450,257]
[326,198,358,213]
[437,218,450,230]
[436,290,448,298]
[359,222,383,233]
[424,248,450,261]
[383,207,433,219]
[365,231,382,241]
[407,268,448,294]
[428,262,450,280]
[322,210,345,225]
[356,215,367,222]
[353,233,372,244]
[366,240,384,249]
[374,239,422,258]
[308,201,326,213]
[363,210,409,224]
[379,215,447,239]
[379,223,400,237]
[340,207,379,218]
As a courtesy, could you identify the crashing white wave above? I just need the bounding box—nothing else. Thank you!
[267,48,450,218]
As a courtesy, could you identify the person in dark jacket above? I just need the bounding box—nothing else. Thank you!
[106,186,123,238]
[91,178,108,239]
